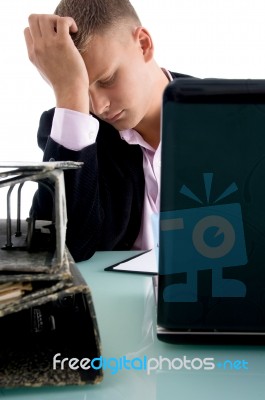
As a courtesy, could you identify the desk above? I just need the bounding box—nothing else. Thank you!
[1,251,265,400]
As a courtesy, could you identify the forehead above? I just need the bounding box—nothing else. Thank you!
[82,28,135,84]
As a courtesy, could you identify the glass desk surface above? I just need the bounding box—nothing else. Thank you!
[1,251,265,400]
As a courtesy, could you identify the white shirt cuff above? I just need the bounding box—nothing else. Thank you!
[50,108,99,151]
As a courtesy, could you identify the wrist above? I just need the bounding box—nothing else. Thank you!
[54,85,90,114]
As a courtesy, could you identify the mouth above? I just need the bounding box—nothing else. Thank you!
[104,110,124,123]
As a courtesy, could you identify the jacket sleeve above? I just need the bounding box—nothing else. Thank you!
[31,108,144,262]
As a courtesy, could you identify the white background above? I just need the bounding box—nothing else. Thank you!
[1,0,265,216]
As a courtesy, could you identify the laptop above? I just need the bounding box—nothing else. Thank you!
[157,78,265,344]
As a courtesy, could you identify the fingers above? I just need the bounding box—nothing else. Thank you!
[24,14,79,66]
[27,14,78,41]
[27,14,42,39]
[38,15,58,39]
[56,16,78,36]
[24,27,34,63]
[24,27,32,49]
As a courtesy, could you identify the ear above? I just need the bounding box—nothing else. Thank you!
[133,27,154,62]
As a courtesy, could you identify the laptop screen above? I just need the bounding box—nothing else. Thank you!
[158,79,265,337]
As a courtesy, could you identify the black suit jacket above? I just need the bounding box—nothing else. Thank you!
[32,71,191,261]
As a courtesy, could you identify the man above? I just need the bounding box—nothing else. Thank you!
[24,0,190,262]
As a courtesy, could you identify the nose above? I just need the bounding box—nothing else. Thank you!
[89,90,110,116]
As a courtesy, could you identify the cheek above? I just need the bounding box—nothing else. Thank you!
[110,82,134,106]
[125,76,144,103]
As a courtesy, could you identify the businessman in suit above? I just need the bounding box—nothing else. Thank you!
[24,0,190,261]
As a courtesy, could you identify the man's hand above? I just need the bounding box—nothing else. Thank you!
[24,14,90,114]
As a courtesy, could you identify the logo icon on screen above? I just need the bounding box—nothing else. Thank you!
[160,173,248,302]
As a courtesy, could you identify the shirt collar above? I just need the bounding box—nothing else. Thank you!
[119,128,154,151]
[161,68,173,82]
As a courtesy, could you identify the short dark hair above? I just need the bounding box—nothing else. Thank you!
[55,0,141,52]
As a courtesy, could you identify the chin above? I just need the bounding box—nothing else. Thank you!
[111,119,134,131]
[117,117,144,132]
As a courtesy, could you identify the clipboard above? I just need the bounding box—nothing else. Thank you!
[104,249,158,275]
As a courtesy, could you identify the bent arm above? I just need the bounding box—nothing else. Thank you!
[24,14,90,114]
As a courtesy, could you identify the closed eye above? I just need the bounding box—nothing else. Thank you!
[98,74,116,88]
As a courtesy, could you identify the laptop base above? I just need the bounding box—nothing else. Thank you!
[157,325,265,345]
